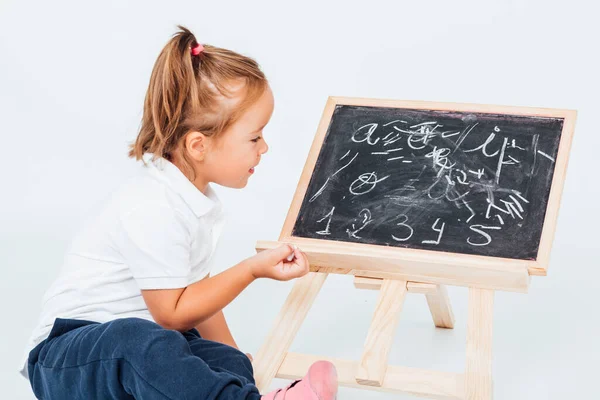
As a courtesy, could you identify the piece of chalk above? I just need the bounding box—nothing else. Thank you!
[286,245,298,262]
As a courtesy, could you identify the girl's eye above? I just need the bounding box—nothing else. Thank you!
[251,136,262,143]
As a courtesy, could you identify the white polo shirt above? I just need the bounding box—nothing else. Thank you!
[19,153,227,379]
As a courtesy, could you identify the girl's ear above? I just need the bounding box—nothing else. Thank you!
[185,131,211,161]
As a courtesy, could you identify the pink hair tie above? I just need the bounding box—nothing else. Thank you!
[191,43,204,56]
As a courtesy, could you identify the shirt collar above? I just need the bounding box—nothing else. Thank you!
[143,153,222,218]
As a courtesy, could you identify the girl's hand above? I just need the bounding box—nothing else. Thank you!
[248,244,310,281]
[245,353,253,362]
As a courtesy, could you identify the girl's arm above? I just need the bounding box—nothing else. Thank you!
[141,259,255,332]
[195,309,238,348]
[192,273,239,347]
[141,244,308,332]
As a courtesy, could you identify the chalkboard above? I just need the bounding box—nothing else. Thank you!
[291,103,567,261]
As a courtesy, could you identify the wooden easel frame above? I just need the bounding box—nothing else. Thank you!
[252,98,576,399]
[252,269,491,399]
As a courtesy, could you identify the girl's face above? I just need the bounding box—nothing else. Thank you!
[187,84,273,193]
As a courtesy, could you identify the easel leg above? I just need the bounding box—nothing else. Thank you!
[356,279,407,387]
[426,286,455,329]
[465,288,494,400]
[252,271,328,392]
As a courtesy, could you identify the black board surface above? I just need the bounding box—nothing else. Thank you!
[292,105,564,260]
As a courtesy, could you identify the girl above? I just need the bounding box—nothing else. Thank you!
[20,25,338,400]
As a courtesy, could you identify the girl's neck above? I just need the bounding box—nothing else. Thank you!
[170,155,210,196]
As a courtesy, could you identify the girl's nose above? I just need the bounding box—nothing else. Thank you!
[261,140,269,155]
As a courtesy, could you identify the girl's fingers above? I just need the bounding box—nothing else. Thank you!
[283,244,297,262]
[271,246,309,280]
[289,261,305,279]
[298,250,307,268]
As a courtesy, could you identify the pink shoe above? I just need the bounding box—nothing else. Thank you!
[261,360,338,400]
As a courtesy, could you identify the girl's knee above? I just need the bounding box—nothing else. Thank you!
[104,318,159,338]
[105,318,188,354]
[227,350,255,384]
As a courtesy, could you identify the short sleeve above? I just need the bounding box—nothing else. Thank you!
[118,204,192,290]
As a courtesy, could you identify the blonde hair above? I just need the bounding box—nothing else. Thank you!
[129,25,268,179]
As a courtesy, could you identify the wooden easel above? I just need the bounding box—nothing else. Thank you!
[252,262,492,400]
[251,97,576,399]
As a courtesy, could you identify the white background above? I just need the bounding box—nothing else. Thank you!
[1,1,598,399]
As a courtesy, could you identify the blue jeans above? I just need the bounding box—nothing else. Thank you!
[27,317,262,399]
